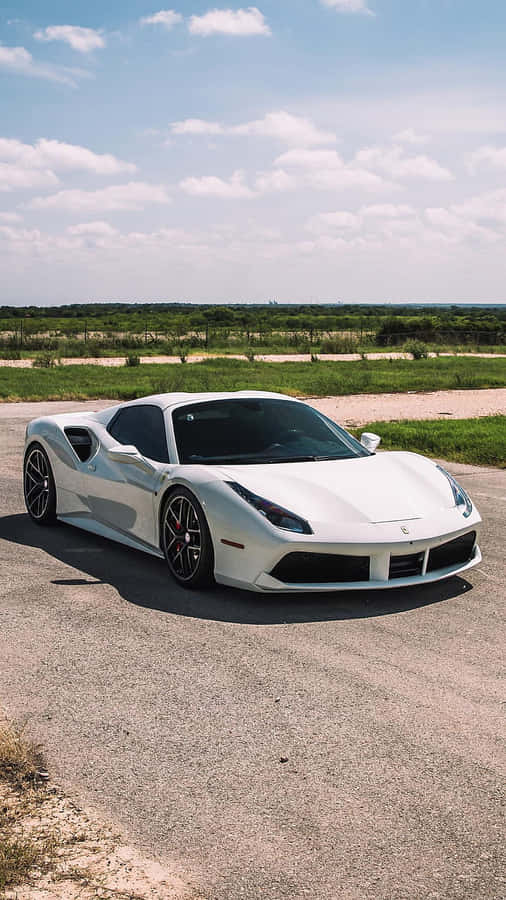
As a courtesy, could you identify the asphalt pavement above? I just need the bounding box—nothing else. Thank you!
[0,402,504,899]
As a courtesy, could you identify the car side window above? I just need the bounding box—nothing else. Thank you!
[108,405,169,463]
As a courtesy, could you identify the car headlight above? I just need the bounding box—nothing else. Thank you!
[226,482,313,534]
[437,466,473,518]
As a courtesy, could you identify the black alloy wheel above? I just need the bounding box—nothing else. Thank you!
[161,487,214,588]
[23,443,57,525]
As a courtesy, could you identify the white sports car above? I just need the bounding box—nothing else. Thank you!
[23,391,481,593]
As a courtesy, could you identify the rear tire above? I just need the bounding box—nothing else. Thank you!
[161,487,214,589]
[23,442,57,525]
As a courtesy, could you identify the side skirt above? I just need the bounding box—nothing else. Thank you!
[57,514,164,559]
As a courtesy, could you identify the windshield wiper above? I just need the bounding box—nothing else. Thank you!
[314,454,354,461]
[187,454,318,464]
[187,454,353,465]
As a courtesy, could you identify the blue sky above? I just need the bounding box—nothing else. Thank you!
[1,1,506,304]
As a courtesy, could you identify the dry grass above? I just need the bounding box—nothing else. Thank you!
[0,720,57,894]
[0,720,46,789]
[0,718,197,899]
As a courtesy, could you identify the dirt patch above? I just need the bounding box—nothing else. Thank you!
[309,388,506,427]
[0,388,505,427]
[0,351,505,368]
[0,720,198,900]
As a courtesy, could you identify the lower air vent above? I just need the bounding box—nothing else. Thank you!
[427,531,476,573]
[270,552,370,585]
[64,427,93,462]
[389,551,425,580]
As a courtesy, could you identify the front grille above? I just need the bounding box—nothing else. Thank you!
[270,552,370,585]
[389,551,425,579]
[427,531,476,573]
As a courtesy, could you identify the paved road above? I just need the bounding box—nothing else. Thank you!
[1,403,504,899]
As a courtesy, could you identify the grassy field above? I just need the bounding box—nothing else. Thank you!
[352,416,505,468]
[0,356,505,402]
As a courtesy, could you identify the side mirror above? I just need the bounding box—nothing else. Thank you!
[107,445,140,463]
[107,445,156,474]
[360,432,381,452]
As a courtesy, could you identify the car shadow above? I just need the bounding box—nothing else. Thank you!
[0,514,474,625]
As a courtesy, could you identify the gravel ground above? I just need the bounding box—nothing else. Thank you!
[0,351,505,368]
[1,387,505,427]
[309,388,506,426]
[0,401,504,900]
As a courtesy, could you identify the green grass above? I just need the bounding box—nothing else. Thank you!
[351,416,505,468]
[0,356,505,402]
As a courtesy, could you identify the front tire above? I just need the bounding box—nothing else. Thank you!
[161,487,214,589]
[23,442,57,525]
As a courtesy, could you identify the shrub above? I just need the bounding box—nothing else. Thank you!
[406,340,429,360]
[319,336,357,354]
[86,341,103,358]
[32,352,58,368]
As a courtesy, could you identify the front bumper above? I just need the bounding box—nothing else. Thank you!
[214,511,482,593]
[255,542,481,592]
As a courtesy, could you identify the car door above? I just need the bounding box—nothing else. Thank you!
[82,405,168,550]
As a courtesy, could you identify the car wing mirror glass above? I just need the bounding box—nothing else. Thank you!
[360,432,381,452]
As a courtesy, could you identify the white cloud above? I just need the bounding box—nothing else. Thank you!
[255,169,297,193]
[321,0,374,16]
[140,10,183,30]
[306,204,416,237]
[393,128,430,145]
[306,210,361,234]
[424,207,499,243]
[0,225,42,243]
[170,111,336,145]
[308,166,390,191]
[361,203,415,218]
[67,221,119,236]
[274,148,394,191]
[171,118,224,135]
[34,25,105,53]
[274,148,345,169]
[180,170,255,198]
[0,163,60,192]
[179,147,391,200]
[453,188,506,224]
[29,182,171,212]
[354,144,453,180]
[232,111,335,145]
[0,138,136,175]
[467,145,506,172]
[0,44,81,86]
[188,7,271,37]
[0,211,22,222]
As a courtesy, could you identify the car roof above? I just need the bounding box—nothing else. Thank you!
[93,391,301,424]
[127,390,299,410]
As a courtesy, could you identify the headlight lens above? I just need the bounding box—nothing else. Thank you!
[437,466,473,518]
[226,482,313,534]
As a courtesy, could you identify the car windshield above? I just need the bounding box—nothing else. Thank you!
[172,398,370,465]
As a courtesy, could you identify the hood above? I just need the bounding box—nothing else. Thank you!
[217,452,455,527]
